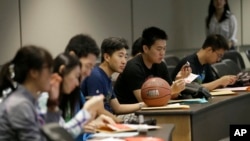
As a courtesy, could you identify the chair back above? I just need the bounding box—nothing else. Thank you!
[211,62,230,78]
[245,49,250,61]
[164,55,180,66]
[222,59,241,75]
[222,51,245,70]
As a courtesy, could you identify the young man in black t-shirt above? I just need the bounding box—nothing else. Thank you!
[172,34,237,91]
[114,27,191,104]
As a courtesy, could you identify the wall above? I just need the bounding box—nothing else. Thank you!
[0,0,20,64]
[0,0,248,65]
[21,0,132,58]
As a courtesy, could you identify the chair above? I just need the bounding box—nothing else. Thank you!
[246,49,250,61]
[222,59,241,75]
[167,65,176,78]
[222,51,245,70]
[211,62,230,78]
[164,55,180,66]
[41,123,74,141]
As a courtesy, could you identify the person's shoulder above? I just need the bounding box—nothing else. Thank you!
[178,53,195,63]
[127,55,141,65]
[125,55,144,70]
[226,11,236,19]
[4,93,34,114]
[88,66,104,79]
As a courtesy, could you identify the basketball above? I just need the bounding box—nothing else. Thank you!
[141,77,171,107]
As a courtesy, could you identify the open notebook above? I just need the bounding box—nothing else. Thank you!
[97,124,160,133]
[141,103,190,110]
[210,90,237,96]
[213,86,250,92]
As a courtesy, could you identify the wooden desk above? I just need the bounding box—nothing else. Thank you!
[147,124,175,141]
[136,92,250,141]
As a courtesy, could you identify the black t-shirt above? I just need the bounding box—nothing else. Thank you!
[114,54,172,104]
[171,53,215,84]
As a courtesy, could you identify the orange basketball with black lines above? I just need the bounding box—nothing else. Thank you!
[141,77,171,107]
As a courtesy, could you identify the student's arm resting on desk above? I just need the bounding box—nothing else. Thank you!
[63,109,91,138]
[133,89,142,102]
[202,75,237,91]
[110,98,145,114]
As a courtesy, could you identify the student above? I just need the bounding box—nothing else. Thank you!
[65,34,100,81]
[81,37,146,114]
[114,27,190,104]
[64,34,120,141]
[131,37,143,58]
[172,34,237,91]
[111,37,143,83]
[0,46,105,141]
[206,0,237,49]
[47,53,114,138]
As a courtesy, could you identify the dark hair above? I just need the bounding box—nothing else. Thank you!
[65,34,100,58]
[101,37,129,62]
[0,45,53,97]
[141,27,168,52]
[202,34,229,51]
[53,53,81,119]
[131,37,142,57]
[206,0,231,28]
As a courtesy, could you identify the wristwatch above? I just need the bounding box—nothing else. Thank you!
[139,103,143,110]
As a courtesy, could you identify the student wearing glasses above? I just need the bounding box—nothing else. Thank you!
[172,34,237,91]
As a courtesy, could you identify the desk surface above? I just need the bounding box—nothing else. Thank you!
[137,92,249,115]
[136,92,250,141]
[147,124,175,141]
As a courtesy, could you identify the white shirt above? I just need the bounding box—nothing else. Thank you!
[207,12,237,45]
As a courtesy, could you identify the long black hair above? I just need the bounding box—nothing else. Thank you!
[53,53,81,119]
[0,45,53,97]
[206,0,231,29]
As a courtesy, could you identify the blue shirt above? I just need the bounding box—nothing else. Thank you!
[81,66,116,113]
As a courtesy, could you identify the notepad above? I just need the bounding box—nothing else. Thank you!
[141,103,190,110]
[97,124,160,133]
[91,132,139,139]
[184,73,199,83]
[214,86,250,92]
[210,90,237,96]
[169,98,208,104]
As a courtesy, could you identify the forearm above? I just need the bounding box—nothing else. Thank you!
[112,103,142,115]
[63,109,91,138]
[202,79,222,91]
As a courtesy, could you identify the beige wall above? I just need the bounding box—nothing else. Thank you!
[21,0,132,58]
[0,0,20,64]
[0,0,248,65]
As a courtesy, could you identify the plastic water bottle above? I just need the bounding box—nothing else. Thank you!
[138,115,148,136]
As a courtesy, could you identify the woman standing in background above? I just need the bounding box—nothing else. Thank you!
[206,0,237,50]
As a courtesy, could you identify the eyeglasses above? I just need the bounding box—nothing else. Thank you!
[214,51,224,59]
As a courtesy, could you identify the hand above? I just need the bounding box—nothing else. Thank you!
[83,114,116,133]
[175,63,192,79]
[47,73,62,110]
[83,122,97,133]
[83,95,105,120]
[48,73,62,101]
[171,79,186,95]
[219,75,237,87]
[97,108,123,123]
